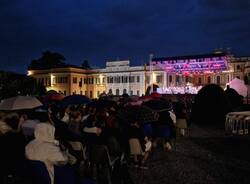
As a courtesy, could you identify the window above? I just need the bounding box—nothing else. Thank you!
[130,91,133,95]
[80,91,83,95]
[102,77,105,84]
[84,78,87,84]
[208,76,211,84]
[129,76,135,83]
[124,76,128,83]
[90,91,93,98]
[64,91,66,95]
[73,77,77,84]
[123,89,127,94]
[97,91,100,97]
[156,75,163,83]
[96,78,100,84]
[108,89,112,94]
[236,76,240,79]
[110,77,113,83]
[237,65,241,71]
[216,76,220,84]
[116,89,119,95]
[137,90,140,96]
[91,78,94,84]
[146,76,150,84]
[198,77,202,84]
[176,75,180,83]
[85,91,87,96]
[169,75,172,83]
[137,76,140,83]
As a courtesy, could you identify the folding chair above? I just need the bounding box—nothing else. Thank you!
[89,144,119,184]
[28,160,51,184]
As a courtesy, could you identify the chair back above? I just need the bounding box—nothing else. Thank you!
[54,165,78,184]
[143,124,153,137]
[89,145,110,166]
[28,160,51,184]
[156,124,171,138]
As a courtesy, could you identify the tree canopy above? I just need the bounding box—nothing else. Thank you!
[81,60,91,69]
[0,71,46,99]
[28,51,67,70]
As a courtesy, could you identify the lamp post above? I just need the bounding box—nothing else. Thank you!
[149,54,154,93]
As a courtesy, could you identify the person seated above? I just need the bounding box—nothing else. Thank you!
[68,111,83,136]
[25,123,69,184]
[0,113,27,180]
[0,112,12,135]
[128,120,152,166]
[156,111,176,151]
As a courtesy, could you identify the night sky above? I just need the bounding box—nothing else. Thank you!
[1,0,250,73]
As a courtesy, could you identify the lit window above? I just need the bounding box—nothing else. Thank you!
[208,76,211,84]
[116,89,119,95]
[137,76,140,83]
[73,77,77,84]
[156,75,163,83]
[123,89,127,94]
[216,76,220,84]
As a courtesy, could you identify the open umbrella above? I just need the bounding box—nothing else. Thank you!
[0,96,42,110]
[89,99,118,111]
[143,99,172,112]
[117,105,159,124]
[61,95,91,106]
[41,93,65,103]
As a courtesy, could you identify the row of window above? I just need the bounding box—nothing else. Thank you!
[37,77,51,86]
[108,89,140,96]
[73,77,104,85]
[107,76,140,83]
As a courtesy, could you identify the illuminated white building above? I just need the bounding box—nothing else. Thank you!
[101,60,146,96]
[27,52,250,98]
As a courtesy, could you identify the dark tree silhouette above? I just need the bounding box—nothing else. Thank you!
[28,51,66,70]
[0,71,46,99]
[81,60,91,69]
[191,84,231,128]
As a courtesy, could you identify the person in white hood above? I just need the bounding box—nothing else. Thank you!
[25,123,68,184]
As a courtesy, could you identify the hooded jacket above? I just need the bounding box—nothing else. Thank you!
[25,123,68,184]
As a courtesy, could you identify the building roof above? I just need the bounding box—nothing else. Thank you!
[153,52,227,61]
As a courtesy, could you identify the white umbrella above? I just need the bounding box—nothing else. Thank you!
[0,96,42,110]
[229,78,248,97]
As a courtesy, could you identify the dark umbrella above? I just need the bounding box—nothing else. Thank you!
[117,105,159,124]
[41,93,65,104]
[90,99,118,111]
[61,95,91,106]
[143,99,172,112]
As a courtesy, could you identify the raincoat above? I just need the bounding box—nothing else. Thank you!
[25,123,68,184]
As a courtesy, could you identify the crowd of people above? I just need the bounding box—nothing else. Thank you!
[0,93,191,184]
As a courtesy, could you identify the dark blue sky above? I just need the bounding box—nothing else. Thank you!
[1,0,250,73]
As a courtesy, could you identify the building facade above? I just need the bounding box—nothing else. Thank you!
[28,67,105,98]
[27,52,250,98]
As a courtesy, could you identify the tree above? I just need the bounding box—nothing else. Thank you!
[0,71,46,99]
[28,50,66,70]
[191,84,231,128]
[81,60,91,69]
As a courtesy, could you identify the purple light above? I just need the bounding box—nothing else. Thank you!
[153,56,228,73]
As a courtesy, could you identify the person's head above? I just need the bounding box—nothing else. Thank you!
[0,112,5,121]
[70,111,82,123]
[34,123,56,143]
[4,113,19,130]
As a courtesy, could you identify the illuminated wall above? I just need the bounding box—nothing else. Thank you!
[152,54,229,74]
